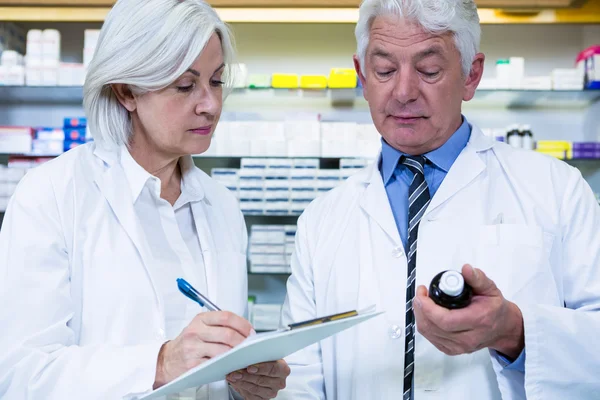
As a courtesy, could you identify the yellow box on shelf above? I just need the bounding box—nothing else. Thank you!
[536,140,572,151]
[328,68,357,89]
[272,73,299,89]
[300,75,328,90]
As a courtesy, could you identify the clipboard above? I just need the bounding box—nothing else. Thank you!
[138,307,382,399]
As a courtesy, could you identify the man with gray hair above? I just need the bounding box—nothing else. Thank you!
[277,0,600,399]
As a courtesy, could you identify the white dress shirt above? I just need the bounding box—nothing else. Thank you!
[120,148,214,400]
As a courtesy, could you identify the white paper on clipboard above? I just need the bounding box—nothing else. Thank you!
[138,308,383,399]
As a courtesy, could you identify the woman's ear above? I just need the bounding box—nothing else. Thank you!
[111,84,137,112]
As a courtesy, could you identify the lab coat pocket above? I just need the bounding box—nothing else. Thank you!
[473,224,553,301]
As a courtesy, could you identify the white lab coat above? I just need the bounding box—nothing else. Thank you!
[0,143,248,400]
[279,126,600,400]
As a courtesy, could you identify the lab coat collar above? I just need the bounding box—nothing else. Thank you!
[92,145,165,320]
[423,126,490,218]
[356,125,492,229]
[95,145,206,205]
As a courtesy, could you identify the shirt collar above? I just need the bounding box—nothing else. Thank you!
[380,116,472,185]
[177,155,206,206]
[120,146,205,204]
[120,145,156,203]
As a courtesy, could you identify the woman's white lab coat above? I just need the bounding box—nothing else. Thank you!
[0,144,248,399]
[279,127,600,400]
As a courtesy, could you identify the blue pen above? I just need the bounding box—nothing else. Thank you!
[177,278,221,311]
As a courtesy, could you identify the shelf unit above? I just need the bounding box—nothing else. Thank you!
[1,8,600,306]
[2,86,599,109]
[1,0,600,23]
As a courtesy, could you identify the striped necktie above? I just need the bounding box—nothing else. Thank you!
[401,155,431,400]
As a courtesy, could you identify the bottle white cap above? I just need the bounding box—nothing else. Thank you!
[439,270,465,297]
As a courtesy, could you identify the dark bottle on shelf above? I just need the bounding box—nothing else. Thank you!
[428,270,473,309]
[506,124,522,149]
[520,124,535,150]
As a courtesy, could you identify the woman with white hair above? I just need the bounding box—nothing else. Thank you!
[0,1,289,399]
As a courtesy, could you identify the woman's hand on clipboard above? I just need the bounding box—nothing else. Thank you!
[227,359,291,400]
[153,311,253,389]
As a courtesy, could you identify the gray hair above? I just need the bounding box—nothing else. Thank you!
[84,0,236,150]
[355,0,481,77]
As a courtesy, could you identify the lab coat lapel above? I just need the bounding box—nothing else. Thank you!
[190,200,219,307]
[93,148,163,314]
[358,162,402,247]
[424,128,492,218]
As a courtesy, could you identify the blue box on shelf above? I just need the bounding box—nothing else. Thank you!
[64,117,87,129]
[64,128,87,142]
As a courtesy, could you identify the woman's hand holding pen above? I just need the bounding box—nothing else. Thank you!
[153,311,253,389]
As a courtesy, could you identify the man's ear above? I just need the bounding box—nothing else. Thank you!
[354,54,369,101]
[463,53,485,102]
[111,84,137,112]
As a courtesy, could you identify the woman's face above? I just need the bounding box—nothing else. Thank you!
[128,33,225,159]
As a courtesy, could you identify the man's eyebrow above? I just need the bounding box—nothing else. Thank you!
[413,45,446,62]
[370,47,395,61]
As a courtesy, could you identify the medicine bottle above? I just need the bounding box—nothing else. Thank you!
[429,270,473,309]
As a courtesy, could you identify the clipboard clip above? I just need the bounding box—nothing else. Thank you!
[284,305,377,331]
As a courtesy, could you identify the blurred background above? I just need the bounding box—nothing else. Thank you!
[1,0,599,330]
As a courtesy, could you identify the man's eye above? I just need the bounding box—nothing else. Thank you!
[376,70,395,78]
[422,71,440,78]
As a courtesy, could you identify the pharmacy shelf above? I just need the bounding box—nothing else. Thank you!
[2,86,600,109]
[248,270,292,276]
[0,86,84,104]
[2,1,600,23]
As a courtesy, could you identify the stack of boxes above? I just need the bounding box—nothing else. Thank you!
[26,117,90,156]
[0,126,34,154]
[0,156,52,212]
[84,29,100,70]
[204,120,381,158]
[1,28,99,86]
[0,165,26,212]
[248,224,296,274]
[536,141,600,160]
[478,56,590,91]
[250,303,282,332]
[63,117,88,152]
[211,157,371,216]
[239,67,357,90]
[0,23,26,86]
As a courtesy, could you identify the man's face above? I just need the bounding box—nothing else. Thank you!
[355,16,484,155]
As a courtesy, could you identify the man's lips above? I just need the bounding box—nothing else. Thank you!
[392,115,425,123]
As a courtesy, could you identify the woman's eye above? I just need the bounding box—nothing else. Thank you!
[177,83,195,92]
[211,79,225,87]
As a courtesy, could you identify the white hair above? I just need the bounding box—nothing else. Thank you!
[84,0,236,150]
[355,0,481,77]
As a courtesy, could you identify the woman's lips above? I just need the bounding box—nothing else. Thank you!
[190,126,213,135]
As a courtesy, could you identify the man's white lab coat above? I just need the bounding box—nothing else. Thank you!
[279,126,600,400]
